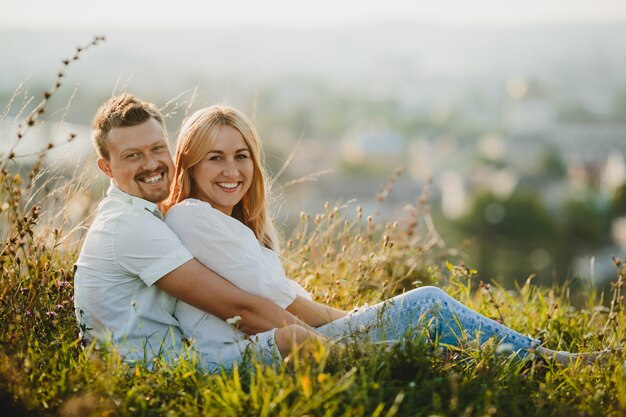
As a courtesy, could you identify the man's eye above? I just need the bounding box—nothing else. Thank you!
[126,153,140,159]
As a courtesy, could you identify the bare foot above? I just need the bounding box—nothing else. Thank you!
[537,346,619,366]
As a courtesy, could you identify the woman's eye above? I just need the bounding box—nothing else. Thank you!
[209,155,222,161]
[153,145,166,152]
[236,154,249,160]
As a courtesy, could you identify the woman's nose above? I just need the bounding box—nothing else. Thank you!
[223,160,239,177]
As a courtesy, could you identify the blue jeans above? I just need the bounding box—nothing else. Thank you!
[316,286,541,357]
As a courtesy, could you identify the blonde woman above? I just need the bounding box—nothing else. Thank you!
[164,105,593,372]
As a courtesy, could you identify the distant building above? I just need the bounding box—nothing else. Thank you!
[340,128,405,164]
[504,79,556,135]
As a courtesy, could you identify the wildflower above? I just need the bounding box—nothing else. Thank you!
[46,311,58,317]
[496,343,515,354]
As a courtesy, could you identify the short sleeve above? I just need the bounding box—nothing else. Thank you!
[166,200,296,308]
[288,279,312,300]
[114,212,193,286]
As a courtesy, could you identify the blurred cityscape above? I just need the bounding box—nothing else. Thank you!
[2,21,626,288]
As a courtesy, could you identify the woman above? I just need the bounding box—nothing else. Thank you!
[163,105,592,373]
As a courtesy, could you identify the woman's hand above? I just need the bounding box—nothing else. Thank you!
[286,295,348,327]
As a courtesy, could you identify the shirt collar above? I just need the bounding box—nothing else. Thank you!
[106,180,163,220]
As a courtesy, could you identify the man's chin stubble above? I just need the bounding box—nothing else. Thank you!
[140,186,170,204]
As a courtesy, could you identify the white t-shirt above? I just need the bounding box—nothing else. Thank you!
[74,182,193,363]
[165,198,310,354]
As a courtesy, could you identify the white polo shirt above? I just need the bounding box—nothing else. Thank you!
[74,181,193,363]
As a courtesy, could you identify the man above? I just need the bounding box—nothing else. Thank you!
[74,94,313,370]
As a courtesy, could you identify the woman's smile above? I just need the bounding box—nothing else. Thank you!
[215,181,241,192]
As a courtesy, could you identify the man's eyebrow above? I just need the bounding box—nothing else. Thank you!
[119,141,166,154]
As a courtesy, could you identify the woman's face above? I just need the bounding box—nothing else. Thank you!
[190,125,254,216]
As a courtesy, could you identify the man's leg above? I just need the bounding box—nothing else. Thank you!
[194,325,322,372]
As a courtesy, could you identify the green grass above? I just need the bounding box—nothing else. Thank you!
[1,40,626,416]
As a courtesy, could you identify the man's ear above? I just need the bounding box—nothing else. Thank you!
[97,158,114,179]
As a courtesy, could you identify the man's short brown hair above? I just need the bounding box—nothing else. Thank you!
[91,93,165,160]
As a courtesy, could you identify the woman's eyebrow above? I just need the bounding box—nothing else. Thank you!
[208,148,250,154]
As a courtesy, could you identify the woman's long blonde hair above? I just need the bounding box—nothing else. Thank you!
[163,105,279,251]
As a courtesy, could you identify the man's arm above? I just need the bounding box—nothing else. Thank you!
[156,259,315,335]
[286,296,348,327]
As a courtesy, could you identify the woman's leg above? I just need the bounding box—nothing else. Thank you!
[316,286,541,357]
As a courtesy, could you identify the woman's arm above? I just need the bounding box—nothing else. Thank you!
[286,295,348,327]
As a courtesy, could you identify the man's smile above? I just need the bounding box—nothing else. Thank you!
[136,168,168,185]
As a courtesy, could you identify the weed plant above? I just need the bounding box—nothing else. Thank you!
[1,39,626,417]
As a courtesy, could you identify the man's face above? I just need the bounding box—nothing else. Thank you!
[97,118,174,203]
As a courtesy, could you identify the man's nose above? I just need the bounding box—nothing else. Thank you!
[142,153,159,170]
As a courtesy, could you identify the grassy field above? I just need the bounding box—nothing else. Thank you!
[1,40,626,417]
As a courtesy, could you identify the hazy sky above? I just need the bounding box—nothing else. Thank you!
[3,0,626,29]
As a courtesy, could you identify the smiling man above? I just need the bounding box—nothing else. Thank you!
[96,115,172,204]
[74,94,314,370]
